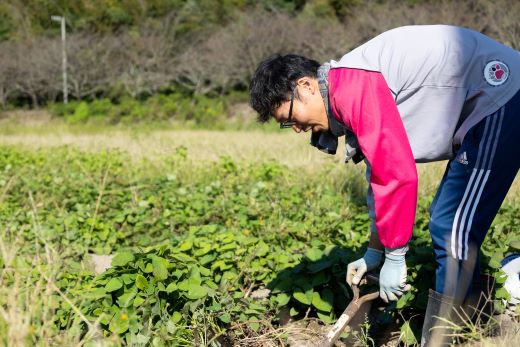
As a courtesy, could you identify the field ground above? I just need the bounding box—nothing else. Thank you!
[0,118,518,346]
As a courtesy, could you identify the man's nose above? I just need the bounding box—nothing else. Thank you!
[292,124,302,133]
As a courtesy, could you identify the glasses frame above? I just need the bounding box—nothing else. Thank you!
[279,87,297,129]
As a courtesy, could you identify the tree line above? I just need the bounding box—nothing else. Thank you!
[1,0,519,108]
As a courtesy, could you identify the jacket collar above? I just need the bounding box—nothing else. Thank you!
[311,63,347,154]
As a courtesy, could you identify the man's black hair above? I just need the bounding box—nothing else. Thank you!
[249,54,320,122]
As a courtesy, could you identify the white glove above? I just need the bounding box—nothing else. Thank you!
[346,247,383,286]
[379,246,411,303]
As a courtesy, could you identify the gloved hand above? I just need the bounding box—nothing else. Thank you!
[379,247,411,303]
[346,247,383,286]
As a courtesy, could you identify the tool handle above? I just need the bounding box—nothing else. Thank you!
[318,273,380,347]
[318,301,359,347]
[366,272,379,285]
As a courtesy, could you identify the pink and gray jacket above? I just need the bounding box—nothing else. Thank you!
[323,25,520,249]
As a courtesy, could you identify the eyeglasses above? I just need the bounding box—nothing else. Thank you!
[280,88,296,129]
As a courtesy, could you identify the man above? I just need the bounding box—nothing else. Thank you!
[249,25,520,345]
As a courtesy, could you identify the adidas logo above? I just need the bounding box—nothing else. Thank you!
[456,151,469,165]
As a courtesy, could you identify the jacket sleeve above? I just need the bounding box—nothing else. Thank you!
[328,68,418,248]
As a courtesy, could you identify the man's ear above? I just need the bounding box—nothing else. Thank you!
[296,76,317,94]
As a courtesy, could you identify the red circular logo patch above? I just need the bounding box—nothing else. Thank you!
[484,60,509,86]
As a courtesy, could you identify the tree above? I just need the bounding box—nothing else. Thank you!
[9,38,60,107]
[66,33,122,100]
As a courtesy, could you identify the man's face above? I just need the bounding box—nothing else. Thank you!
[273,77,329,133]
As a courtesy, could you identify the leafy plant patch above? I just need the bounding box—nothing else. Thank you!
[0,145,518,345]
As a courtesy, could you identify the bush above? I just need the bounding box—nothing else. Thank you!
[89,99,113,118]
[67,101,90,124]
[47,93,233,128]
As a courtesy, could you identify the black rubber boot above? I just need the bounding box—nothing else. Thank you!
[421,275,496,347]
[421,289,463,347]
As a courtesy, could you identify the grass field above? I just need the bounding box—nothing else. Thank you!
[0,119,518,346]
[0,120,517,201]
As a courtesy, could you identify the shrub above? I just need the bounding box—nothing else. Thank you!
[47,94,232,128]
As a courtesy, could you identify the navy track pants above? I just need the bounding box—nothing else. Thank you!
[429,90,520,299]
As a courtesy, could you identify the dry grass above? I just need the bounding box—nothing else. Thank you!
[443,312,520,347]
[0,127,517,203]
[0,129,337,167]
[0,229,114,346]
[464,329,520,347]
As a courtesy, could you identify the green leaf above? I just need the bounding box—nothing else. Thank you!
[254,242,269,257]
[307,259,333,273]
[510,240,520,250]
[157,282,166,291]
[220,242,237,252]
[179,240,193,251]
[246,302,266,313]
[186,284,208,300]
[170,311,183,324]
[105,278,123,292]
[135,275,148,290]
[248,316,260,331]
[290,307,299,316]
[143,263,154,273]
[189,267,202,285]
[221,271,237,282]
[208,303,222,312]
[133,296,145,307]
[294,278,313,292]
[211,260,232,271]
[312,289,333,312]
[177,280,189,291]
[317,310,334,324]
[270,278,292,293]
[495,287,510,300]
[293,287,313,305]
[166,282,178,293]
[207,278,218,289]
[312,272,330,287]
[199,253,216,265]
[305,248,323,262]
[99,313,111,325]
[219,313,231,323]
[152,256,169,281]
[293,292,310,305]
[199,266,211,276]
[194,244,212,257]
[111,252,134,267]
[171,252,196,263]
[489,257,501,269]
[117,291,136,308]
[84,287,107,300]
[132,334,150,345]
[276,293,291,306]
[396,291,412,309]
[399,321,418,345]
[109,311,130,334]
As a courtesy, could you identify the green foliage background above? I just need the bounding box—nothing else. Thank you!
[1,0,361,41]
[48,93,236,127]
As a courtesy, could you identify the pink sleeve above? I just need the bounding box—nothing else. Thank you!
[328,68,417,248]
